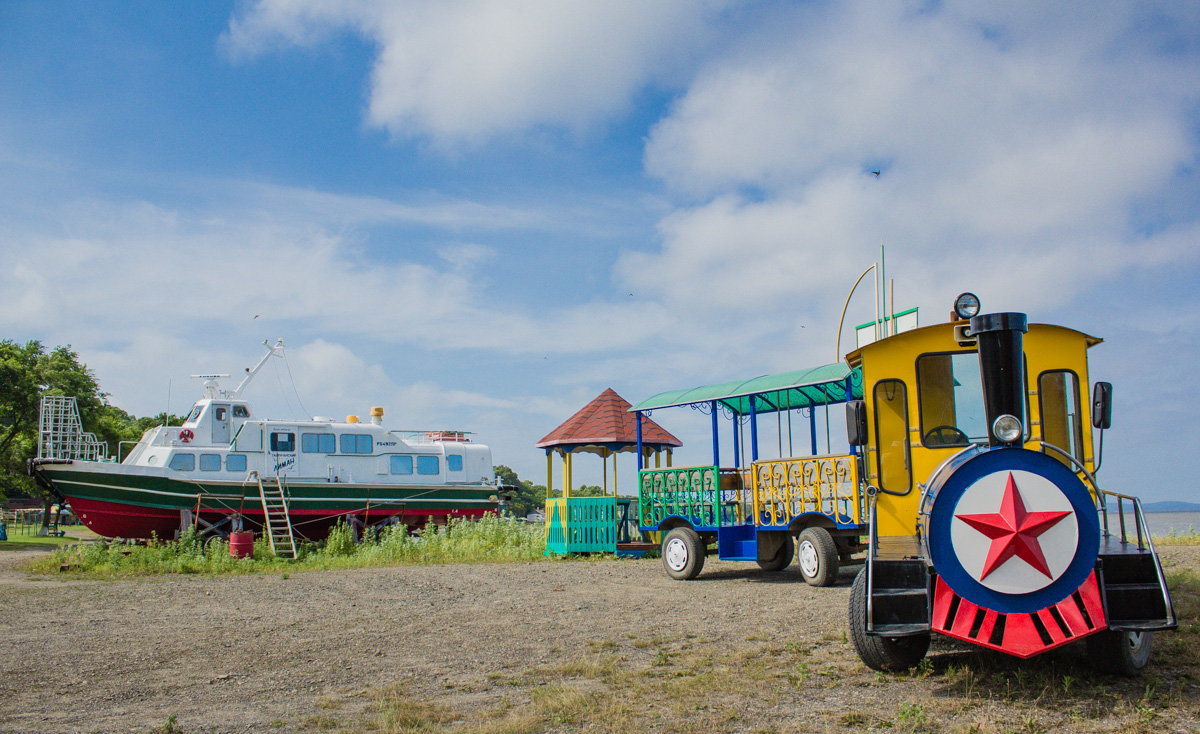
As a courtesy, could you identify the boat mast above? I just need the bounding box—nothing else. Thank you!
[232,339,285,399]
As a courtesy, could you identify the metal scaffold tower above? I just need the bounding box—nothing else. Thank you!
[38,396,108,461]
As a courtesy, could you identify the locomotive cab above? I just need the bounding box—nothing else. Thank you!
[846,294,1175,674]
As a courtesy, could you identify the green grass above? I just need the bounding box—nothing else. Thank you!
[0,527,93,551]
[1152,530,1200,546]
[25,514,548,577]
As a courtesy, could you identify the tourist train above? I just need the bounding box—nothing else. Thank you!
[629,292,1175,673]
[29,341,506,554]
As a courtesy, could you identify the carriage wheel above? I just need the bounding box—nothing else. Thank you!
[661,527,705,580]
[849,568,929,671]
[757,534,794,572]
[797,527,839,587]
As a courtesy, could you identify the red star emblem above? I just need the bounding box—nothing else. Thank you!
[956,473,1072,580]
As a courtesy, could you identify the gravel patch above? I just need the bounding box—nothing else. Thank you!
[1,545,1197,733]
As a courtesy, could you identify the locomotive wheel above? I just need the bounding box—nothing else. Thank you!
[849,569,930,671]
[797,527,839,587]
[757,534,794,572]
[662,527,705,580]
[1086,629,1153,676]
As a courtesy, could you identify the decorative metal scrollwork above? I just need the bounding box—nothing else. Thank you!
[749,453,862,528]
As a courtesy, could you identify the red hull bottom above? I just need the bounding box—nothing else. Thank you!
[66,496,493,541]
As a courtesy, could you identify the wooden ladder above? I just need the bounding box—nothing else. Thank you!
[256,473,297,559]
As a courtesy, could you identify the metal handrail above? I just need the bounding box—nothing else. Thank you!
[1098,489,1147,550]
[1039,441,1103,508]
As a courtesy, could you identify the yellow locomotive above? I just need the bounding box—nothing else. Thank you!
[845,293,1174,673]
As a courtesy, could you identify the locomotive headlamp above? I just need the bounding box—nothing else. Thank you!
[993,413,1022,444]
[954,292,981,320]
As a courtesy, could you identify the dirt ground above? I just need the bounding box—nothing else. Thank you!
[1,546,1198,734]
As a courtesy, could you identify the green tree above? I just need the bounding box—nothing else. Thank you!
[0,340,180,529]
[493,464,548,519]
[0,341,105,503]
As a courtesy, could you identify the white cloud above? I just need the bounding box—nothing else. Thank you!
[223,0,725,147]
[629,0,1200,324]
[0,181,681,373]
[646,1,1199,196]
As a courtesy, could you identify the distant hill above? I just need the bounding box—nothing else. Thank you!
[1140,501,1200,513]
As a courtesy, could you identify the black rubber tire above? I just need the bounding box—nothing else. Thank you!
[796,527,839,587]
[1086,629,1153,676]
[757,534,794,572]
[848,568,930,671]
[661,526,705,580]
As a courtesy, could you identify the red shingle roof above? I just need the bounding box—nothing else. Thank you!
[536,388,682,451]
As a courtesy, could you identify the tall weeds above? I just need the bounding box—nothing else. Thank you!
[30,515,547,577]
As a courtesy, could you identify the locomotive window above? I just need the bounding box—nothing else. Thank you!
[1038,370,1084,467]
[916,352,988,447]
[873,379,912,495]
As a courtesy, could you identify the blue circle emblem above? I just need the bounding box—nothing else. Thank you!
[926,448,1099,614]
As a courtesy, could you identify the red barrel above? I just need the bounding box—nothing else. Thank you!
[229,531,254,559]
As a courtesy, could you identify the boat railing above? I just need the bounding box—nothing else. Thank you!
[392,430,475,444]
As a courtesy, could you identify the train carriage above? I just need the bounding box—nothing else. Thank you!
[846,293,1175,674]
[631,364,869,586]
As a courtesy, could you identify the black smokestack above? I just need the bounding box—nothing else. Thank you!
[969,312,1028,446]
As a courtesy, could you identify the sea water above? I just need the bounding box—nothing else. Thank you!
[1141,512,1200,538]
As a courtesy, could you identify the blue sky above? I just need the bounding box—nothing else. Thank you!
[2,1,1199,501]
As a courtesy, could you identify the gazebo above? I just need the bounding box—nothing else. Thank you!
[536,388,680,554]
[536,388,681,497]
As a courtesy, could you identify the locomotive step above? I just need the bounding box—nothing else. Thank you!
[869,622,930,638]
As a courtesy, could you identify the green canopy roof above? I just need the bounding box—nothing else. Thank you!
[629,363,862,417]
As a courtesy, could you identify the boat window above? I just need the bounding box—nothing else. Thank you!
[226,454,247,472]
[169,453,195,471]
[270,432,295,452]
[916,352,988,447]
[872,379,912,495]
[1039,370,1084,467]
[302,432,336,454]
[214,407,228,422]
[447,455,463,472]
[233,405,250,418]
[390,455,414,475]
[417,456,440,475]
[184,405,203,424]
[199,454,221,471]
[339,434,373,454]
